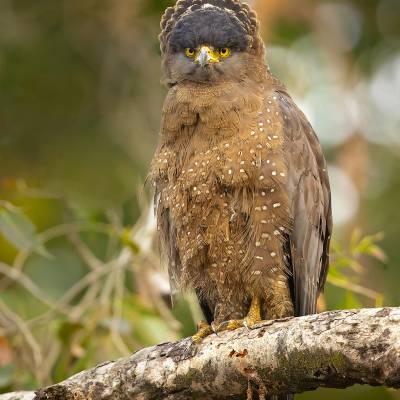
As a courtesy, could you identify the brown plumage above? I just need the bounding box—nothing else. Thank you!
[150,2,331,396]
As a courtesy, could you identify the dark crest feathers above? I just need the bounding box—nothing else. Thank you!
[159,0,263,55]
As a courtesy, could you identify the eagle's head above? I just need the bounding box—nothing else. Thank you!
[159,0,266,85]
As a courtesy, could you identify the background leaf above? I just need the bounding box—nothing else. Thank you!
[0,203,49,257]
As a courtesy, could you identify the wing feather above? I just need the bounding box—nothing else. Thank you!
[277,89,332,316]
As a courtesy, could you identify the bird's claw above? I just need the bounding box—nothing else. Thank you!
[243,316,262,330]
[213,319,244,333]
[192,320,213,343]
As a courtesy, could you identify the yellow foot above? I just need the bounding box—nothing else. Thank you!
[212,296,264,333]
[192,320,213,343]
[213,319,244,333]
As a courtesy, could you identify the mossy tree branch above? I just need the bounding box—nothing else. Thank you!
[1,307,399,400]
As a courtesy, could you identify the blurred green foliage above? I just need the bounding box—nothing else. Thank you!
[0,0,399,399]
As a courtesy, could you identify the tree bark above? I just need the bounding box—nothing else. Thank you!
[1,307,399,400]
[0,394,35,400]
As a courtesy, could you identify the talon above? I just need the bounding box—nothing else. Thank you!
[243,319,249,330]
[192,320,213,343]
[243,314,261,329]
[211,321,219,335]
[244,317,258,330]
[215,319,244,332]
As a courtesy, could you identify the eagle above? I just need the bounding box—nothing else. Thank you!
[149,1,332,398]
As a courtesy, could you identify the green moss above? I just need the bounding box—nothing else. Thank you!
[285,348,348,372]
[259,348,351,392]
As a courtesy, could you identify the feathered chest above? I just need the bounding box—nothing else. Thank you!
[150,82,292,290]
[151,82,288,201]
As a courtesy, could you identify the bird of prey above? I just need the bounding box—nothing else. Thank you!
[149,1,332,398]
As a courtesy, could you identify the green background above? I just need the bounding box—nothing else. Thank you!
[0,0,399,398]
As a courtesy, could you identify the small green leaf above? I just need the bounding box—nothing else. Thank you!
[0,202,50,257]
[348,259,365,274]
[367,245,387,263]
[352,232,385,256]
[350,228,362,252]
[334,257,353,270]
[119,228,140,254]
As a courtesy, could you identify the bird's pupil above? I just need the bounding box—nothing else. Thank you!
[220,48,230,57]
[185,48,195,57]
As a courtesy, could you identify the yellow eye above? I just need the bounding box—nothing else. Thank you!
[219,48,231,58]
[185,48,196,58]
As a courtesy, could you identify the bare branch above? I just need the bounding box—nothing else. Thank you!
[1,307,399,400]
[0,299,43,370]
[327,276,383,306]
[0,262,67,312]
[0,393,35,400]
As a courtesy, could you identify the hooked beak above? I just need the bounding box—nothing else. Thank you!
[195,46,219,67]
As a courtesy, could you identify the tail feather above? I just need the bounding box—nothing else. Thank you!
[267,395,294,400]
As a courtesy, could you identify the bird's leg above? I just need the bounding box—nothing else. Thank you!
[244,295,262,328]
[263,276,294,320]
[214,296,262,333]
[192,320,213,343]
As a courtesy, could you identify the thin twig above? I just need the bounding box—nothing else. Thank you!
[0,299,43,371]
[2,256,132,336]
[0,262,70,313]
[327,276,383,306]
[68,232,103,271]
[110,261,131,355]
[0,222,113,291]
